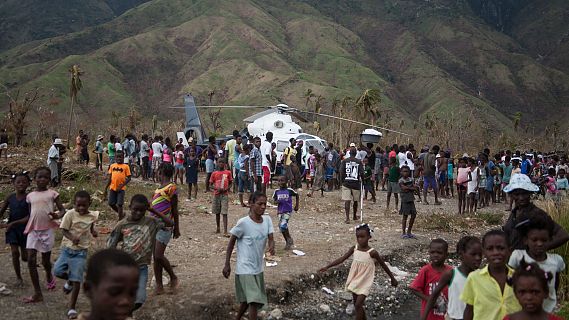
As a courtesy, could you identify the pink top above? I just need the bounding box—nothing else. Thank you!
[25,189,59,234]
[456,167,470,185]
[545,176,558,194]
[163,148,172,163]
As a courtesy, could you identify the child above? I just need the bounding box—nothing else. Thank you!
[386,157,400,210]
[306,148,316,190]
[421,236,482,320]
[272,176,299,250]
[80,249,140,320]
[308,153,325,197]
[466,158,479,213]
[461,230,521,320]
[107,194,173,310]
[210,158,233,236]
[456,157,469,214]
[151,163,180,295]
[363,158,376,203]
[544,167,559,203]
[23,166,66,303]
[53,191,99,319]
[0,172,31,287]
[447,157,454,198]
[237,144,251,206]
[399,166,417,239]
[477,158,487,208]
[223,192,275,320]
[319,224,398,319]
[174,144,185,185]
[104,151,131,220]
[508,212,564,312]
[410,238,452,320]
[557,168,568,198]
[504,261,564,320]
[185,148,199,201]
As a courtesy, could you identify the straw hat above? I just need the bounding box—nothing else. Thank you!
[53,138,63,145]
[96,135,104,141]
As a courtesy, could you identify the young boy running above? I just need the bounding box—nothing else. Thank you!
[223,192,275,320]
[53,191,99,319]
[104,151,131,220]
[210,158,233,236]
[107,194,173,311]
[272,176,299,250]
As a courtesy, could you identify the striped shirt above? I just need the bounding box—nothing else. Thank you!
[151,183,177,223]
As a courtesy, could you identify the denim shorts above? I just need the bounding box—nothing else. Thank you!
[206,159,215,173]
[156,228,172,245]
[238,171,249,194]
[53,247,88,282]
[108,189,125,206]
[136,265,149,305]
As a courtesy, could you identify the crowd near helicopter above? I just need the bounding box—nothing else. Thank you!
[173,94,409,159]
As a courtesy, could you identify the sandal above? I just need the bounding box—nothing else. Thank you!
[63,281,73,295]
[67,309,78,319]
[22,295,42,303]
[46,277,56,291]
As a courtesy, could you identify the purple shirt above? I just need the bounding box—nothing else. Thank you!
[272,188,297,214]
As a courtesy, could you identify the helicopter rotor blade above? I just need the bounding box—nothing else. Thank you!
[288,111,309,123]
[169,105,274,109]
[302,111,410,136]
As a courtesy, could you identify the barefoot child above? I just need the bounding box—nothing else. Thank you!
[0,172,31,287]
[308,153,326,197]
[410,238,452,320]
[107,194,173,311]
[80,249,140,320]
[421,236,482,320]
[104,151,131,220]
[399,166,417,239]
[272,176,299,250]
[210,158,233,236]
[185,148,199,200]
[466,158,479,213]
[53,191,99,319]
[151,163,180,295]
[508,211,564,312]
[23,166,66,303]
[319,224,398,320]
[386,157,400,210]
[223,192,275,320]
[456,157,469,214]
[461,230,521,320]
[363,158,376,203]
[504,261,564,320]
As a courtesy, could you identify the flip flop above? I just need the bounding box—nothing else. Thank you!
[46,277,56,291]
[67,309,78,319]
[22,296,42,304]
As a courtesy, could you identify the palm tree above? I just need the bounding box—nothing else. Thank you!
[314,95,325,114]
[66,65,83,148]
[303,89,315,109]
[355,89,381,125]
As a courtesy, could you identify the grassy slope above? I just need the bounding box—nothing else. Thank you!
[0,0,568,138]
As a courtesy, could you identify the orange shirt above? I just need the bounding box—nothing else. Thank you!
[108,163,131,191]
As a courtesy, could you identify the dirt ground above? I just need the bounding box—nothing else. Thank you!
[0,155,505,319]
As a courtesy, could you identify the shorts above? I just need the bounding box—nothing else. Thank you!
[399,201,417,216]
[175,163,184,170]
[5,224,27,247]
[238,171,249,194]
[0,143,7,149]
[108,189,125,207]
[457,184,467,192]
[486,178,494,192]
[325,167,334,179]
[235,273,267,307]
[278,213,291,232]
[439,172,447,185]
[341,186,361,202]
[206,159,215,173]
[136,265,149,305]
[156,229,173,245]
[284,165,293,181]
[53,247,88,282]
[142,156,149,170]
[26,229,55,253]
[152,157,162,170]
[109,156,115,164]
[213,194,229,215]
[262,166,270,186]
[387,181,401,193]
[423,176,438,191]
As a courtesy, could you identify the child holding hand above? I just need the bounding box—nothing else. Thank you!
[320,224,398,320]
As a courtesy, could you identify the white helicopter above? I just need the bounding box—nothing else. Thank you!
[172,94,409,159]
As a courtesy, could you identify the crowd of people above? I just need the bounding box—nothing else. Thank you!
[1,127,569,320]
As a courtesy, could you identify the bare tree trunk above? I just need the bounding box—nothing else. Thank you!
[66,96,75,148]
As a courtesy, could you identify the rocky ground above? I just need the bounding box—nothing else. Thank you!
[0,152,505,319]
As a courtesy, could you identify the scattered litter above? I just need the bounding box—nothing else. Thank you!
[0,283,12,296]
[292,249,305,256]
[385,262,409,280]
[322,286,334,295]
[266,261,278,267]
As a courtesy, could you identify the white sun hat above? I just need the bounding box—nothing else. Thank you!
[503,174,539,193]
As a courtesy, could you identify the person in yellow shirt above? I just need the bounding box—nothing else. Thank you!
[104,151,131,220]
[461,229,521,320]
[283,138,298,187]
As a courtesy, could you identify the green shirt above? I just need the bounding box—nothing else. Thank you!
[388,166,400,182]
[107,142,115,157]
[363,165,373,185]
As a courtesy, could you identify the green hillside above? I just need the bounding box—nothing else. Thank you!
[0,0,568,143]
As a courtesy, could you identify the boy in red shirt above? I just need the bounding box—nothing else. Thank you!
[210,158,233,236]
[410,238,452,320]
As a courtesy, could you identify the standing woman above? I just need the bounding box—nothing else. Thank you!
[205,136,217,192]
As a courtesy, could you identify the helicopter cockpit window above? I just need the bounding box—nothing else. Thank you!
[276,140,288,152]
[304,139,325,154]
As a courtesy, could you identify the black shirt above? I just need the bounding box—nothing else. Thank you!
[340,157,363,189]
[503,203,562,250]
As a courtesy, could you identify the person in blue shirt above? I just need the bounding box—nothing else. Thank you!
[272,176,299,250]
[521,154,532,175]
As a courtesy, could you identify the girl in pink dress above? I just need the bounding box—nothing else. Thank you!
[320,224,399,319]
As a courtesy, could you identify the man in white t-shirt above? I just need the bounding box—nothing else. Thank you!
[151,137,163,182]
[260,132,273,194]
